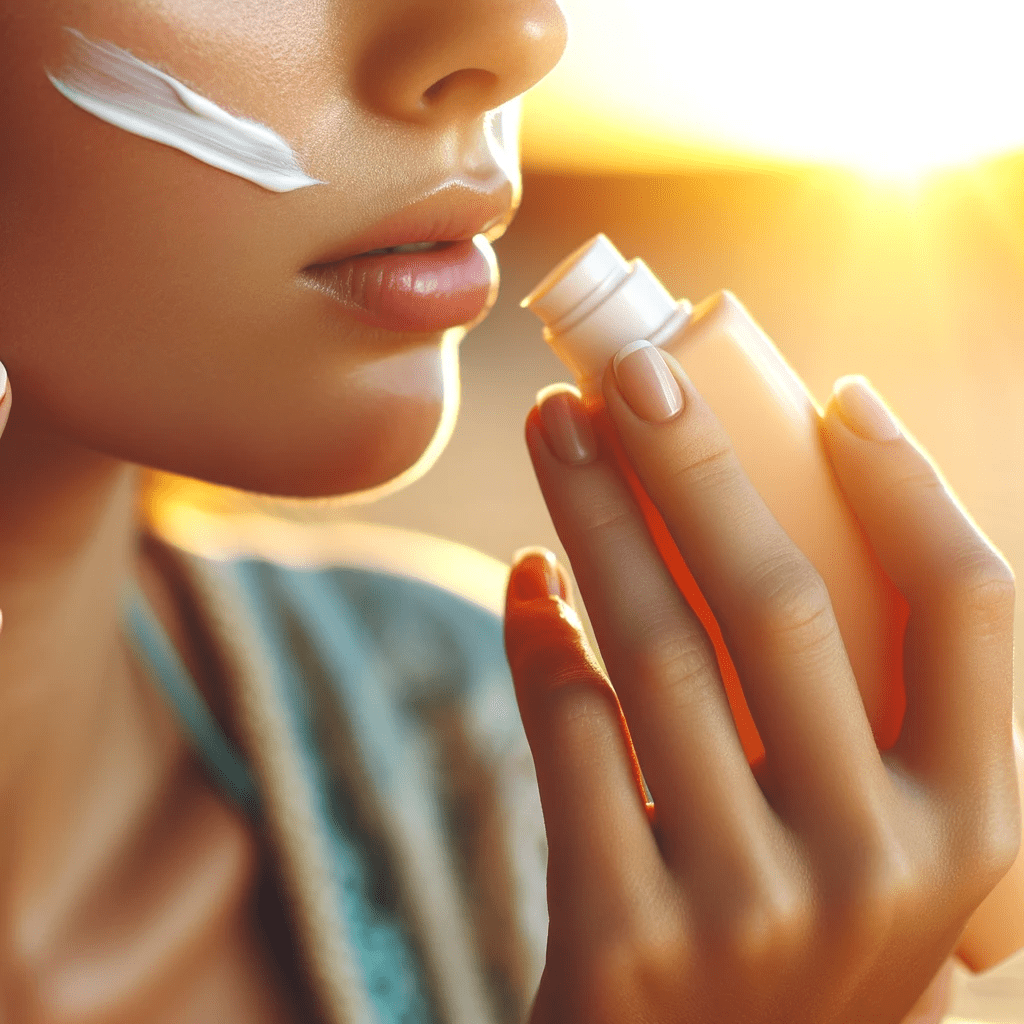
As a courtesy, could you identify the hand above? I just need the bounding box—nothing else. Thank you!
[504,351,1018,1024]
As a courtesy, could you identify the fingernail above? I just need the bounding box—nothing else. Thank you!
[613,340,683,423]
[0,361,8,401]
[535,385,597,465]
[510,547,567,601]
[832,375,901,441]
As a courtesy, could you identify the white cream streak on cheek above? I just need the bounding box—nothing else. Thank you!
[46,27,325,193]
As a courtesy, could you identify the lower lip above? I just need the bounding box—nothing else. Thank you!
[302,237,497,333]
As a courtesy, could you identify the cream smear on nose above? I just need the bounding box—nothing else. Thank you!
[46,27,324,193]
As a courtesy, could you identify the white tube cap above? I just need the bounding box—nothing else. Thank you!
[522,234,690,391]
[522,234,630,332]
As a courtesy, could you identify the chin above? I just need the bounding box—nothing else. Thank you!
[217,336,463,513]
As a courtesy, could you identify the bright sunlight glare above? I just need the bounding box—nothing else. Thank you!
[522,0,1024,181]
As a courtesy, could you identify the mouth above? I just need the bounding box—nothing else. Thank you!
[303,238,498,334]
[299,182,514,334]
[359,240,456,257]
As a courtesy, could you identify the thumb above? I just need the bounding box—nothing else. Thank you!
[819,375,1016,790]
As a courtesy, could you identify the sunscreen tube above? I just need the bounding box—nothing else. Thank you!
[523,234,1024,973]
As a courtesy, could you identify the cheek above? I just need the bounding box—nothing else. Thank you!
[10,327,455,502]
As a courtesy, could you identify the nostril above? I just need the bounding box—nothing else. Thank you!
[422,67,496,107]
[423,72,455,103]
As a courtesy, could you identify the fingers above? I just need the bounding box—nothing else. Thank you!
[819,376,1017,796]
[603,344,887,817]
[503,548,662,928]
[515,366,1004,1023]
[522,392,777,873]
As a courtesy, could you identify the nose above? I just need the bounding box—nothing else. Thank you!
[355,0,568,125]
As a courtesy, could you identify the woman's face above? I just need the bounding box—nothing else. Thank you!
[0,0,566,498]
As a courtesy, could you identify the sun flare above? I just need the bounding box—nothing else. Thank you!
[522,0,1024,183]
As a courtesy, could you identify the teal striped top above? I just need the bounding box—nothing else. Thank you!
[119,528,547,1024]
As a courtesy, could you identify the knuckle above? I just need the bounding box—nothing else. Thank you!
[706,879,810,971]
[577,495,647,559]
[633,629,716,696]
[899,460,947,498]
[955,784,1023,897]
[947,550,1017,630]
[827,835,915,947]
[667,438,736,492]
[971,835,1022,904]
[750,560,835,652]
[541,677,618,732]
[585,919,688,1017]
[506,614,590,690]
[983,820,1023,889]
[585,500,639,541]
[583,504,658,566]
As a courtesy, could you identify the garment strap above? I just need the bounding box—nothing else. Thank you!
[119,578,261,818]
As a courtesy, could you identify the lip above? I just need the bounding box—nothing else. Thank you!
[304,238,499,333]
[307,182,514,266]
[300,181,514,333]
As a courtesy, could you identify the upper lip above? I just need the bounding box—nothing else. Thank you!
[304,179,517,269]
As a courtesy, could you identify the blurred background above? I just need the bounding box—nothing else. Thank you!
[149,0,1024,702]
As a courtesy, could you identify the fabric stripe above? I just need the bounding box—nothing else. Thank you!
[181,555,376,1024]
[272,566,500,1024]
[120,577,261,819]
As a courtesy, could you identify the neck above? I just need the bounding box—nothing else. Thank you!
[0,399,143,946]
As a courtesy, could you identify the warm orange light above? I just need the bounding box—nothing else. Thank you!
[523,0,1024,182]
